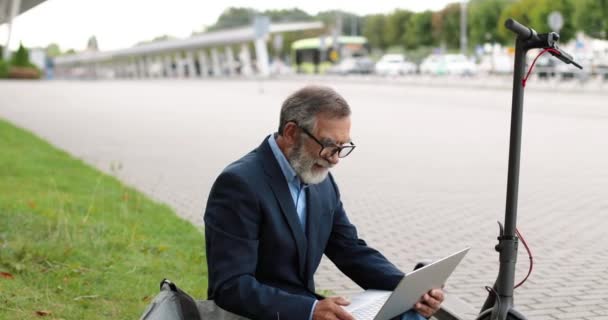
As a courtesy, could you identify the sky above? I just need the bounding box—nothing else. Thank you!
[0,0,460,51]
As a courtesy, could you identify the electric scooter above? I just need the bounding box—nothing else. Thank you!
[475,18,582,320]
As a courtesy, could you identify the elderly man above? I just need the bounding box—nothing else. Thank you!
[204,85,444,320]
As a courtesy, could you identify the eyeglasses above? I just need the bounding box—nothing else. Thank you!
[290,121,356,159]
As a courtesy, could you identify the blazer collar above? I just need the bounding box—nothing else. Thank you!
[304,185,324,283]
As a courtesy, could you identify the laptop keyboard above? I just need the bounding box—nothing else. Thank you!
[350,297,387,320]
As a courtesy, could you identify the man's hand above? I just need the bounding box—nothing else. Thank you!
[312,296,355,320]
[413,288,445,318]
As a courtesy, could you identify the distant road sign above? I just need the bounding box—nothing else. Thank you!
[548,11,564,32]
[254,16,270,38]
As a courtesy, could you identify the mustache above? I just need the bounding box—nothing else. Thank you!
[315,158,333,169]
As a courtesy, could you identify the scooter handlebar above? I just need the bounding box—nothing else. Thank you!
[505,18,583,69]
[505,18,533,39]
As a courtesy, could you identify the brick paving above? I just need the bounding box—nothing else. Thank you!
[1,78,607,319]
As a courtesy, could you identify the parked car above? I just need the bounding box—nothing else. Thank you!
[594,55,608,80]
[479,54,514,75]
[375,54,417,76]
[419,54,477,76]
[327,57,375,75]
[419,55,444,75]
[443,54,477,76]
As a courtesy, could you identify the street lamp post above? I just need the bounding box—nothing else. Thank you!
[460,0,468,55]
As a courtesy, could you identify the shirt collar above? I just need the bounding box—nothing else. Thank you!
[267,133,306,188]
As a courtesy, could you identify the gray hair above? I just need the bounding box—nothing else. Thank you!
[278,85,351,134]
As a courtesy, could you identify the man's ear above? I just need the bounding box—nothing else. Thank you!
[282,122,298,144]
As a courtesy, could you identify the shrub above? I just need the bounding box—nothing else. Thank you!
[10,43,30,67]
[0,59,8,78]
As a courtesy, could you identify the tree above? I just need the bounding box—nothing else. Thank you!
[497,0,534,42]
[575,0,608,39]
[0,59,8,78]
[468,0,513,46]
[383,9,413,47]
[264,8,312,23]
[316,10,361,36]
[363,14,388,50]
[433,3,462,49]
[403,11,434,49]
[528,0,576,42]
[87,35,99,51]
[498,0,576,43]
[207,7,257,31]
[46,43,61,57]
[11,43,30,67]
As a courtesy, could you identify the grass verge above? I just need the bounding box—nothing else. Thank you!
[0,118,207,319]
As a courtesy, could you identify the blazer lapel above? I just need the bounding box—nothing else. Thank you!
[258,138,308,279]
[304,185,326,286]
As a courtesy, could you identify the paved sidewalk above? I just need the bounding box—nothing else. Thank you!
[1,79,607,319]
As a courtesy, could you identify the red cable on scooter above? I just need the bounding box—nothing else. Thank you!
[521,48,561,87]
[514,228,533,289]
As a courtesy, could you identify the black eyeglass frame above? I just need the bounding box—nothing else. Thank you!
[287,121,356,159]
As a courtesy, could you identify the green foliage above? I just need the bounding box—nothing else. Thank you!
[404,11,435,49]
[499,0,534,41]
[0,59,8,78]
[207,7,257,31]
[363,14,388,50]
[383,9,413,47]
[574,0,608,39]
[10,43,30,68]
[0,119,207,319]
[316,10,362,36]
[184,2,607,54]
[45,43,61,57]
[469,0,513,45]
[433,3,462,49]
[498,0,576,42]
[528,0,576,41]
[264,8,313,23]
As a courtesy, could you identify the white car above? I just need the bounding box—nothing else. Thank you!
[375,54,417,76]
[419,55,444,75]
[443,54,478,76]
[420,54,478,76]
[327,57,375,75]
[479,54,514,75]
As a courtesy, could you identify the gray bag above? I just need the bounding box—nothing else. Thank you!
[140,279,248,320]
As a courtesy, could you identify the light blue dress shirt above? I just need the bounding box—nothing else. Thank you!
[267,134,309,231]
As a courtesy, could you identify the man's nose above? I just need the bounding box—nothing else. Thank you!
[327,152,340,165]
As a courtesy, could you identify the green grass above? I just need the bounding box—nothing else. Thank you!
[0,118,207,319]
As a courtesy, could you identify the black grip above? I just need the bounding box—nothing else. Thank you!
[505,18,532,39]
[555,48,573,62]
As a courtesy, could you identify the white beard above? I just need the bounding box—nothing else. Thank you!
[288,138,333,185]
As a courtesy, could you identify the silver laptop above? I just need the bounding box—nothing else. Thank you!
[344,247,470,320]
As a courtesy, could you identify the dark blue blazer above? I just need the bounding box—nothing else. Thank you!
[204,137,404,320]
